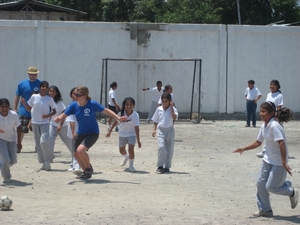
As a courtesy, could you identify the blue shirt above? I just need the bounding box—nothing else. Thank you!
[65,100,105,135]
[15,79,41,117]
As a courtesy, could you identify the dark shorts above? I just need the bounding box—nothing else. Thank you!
[19,115,31,133]
[74,133,99,152]
[108,104,118,114]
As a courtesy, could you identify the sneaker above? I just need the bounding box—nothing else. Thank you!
[252,125,256,127]
[290,188,298,209]
[68,167,73,172]
[41,163,46,170]
[120,156,128,166]
[156,166,164,174]
[72,168,82,175]
[3,177,12,183]
[256,152,264,158]
[163,168,170,173]
[45,161,51,171]
[252,210,273,217]
[115,126,119,132]
[129,167,136,172]
[90,164,93,174]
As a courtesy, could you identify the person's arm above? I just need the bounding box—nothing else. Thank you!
[20,97,32,112]
[13,95,20,112]
[54,113,68,123]
[255,94,262,103]
[111,98,119,110]
[102,108,126,122]
[16,125,22,150]
[135,126,141,148]
[233,140,262,154]
[170,102,177,120]
[106,120,118,137]
[42,108,56,119]
[142,88,150,91]
[278,139,292,176]
[152,122,158,137]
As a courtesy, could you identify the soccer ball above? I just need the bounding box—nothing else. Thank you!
[0,195,13,210]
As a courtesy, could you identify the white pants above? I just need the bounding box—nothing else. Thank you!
[156,126,175,169]
[148,100,159,121]
[256,160,293,211]
[32,123,54,163]
[0,139,17,179]
[48,124,72,152]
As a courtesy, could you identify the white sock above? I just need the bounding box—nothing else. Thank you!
[129,159,134,168]
[122,153,129,159]
[108,125,111,129]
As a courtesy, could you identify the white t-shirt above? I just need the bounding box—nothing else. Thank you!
[245,86,261,100]
[50,101,67,127]
[158,93,174,105]
[152,105,178,128]
[27,94,57,124]
[257,118,288,166]
[266,92,283,108]
[149,87,165,102]
[65,115,78,139]
[0,110,21,142]
[118,111,139,137]
[108,88,117,106]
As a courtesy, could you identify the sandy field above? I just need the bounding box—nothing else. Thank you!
[1,120,300,225]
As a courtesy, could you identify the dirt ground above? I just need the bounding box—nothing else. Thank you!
[1,120,300,225]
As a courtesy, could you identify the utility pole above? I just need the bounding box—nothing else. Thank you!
[236,0,241,25]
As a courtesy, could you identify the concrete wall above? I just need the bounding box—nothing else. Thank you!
[0,20,299,116]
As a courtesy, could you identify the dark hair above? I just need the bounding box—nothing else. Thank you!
[161,93,172,101]
[110,82,117,89]
[260,102,276,118]
[277,107,293,123]
[39,81,49,88]
[0,98,10,107]
[120,97,135,116]
[270,80,281,93]
[163,84,172,93]
[248,80,255,84]
[156,81,162,86]
[70,87,76,98]
[49,85,62,103]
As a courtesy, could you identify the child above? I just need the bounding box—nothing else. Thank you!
[244,79,261,127]
[233,101,298,217]
[108,82,119,131]
[48,86,73,155]
[54,86,127,180]
[0,98,21,183]
[21,81,57,171]
[65,87,81,174]
[106,97,142,172]
[142,81,164,123]
[158,84,175,107]
[152,93,178,174]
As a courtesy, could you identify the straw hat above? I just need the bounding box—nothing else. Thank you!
[27,66,39,74]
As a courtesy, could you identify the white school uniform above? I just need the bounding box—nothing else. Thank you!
[152,106,178,169]
[266,92,283,108]
[158,93,174,105]
[108,88,117,106]
[0,110,20,179]
[146,87,164,121]
[245,86,261,100]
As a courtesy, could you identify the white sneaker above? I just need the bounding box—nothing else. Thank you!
[252,210,273,217]
[120,156,128,166]
[68,167,73,172]
[129,167,136,172]
[256,152,264,158]
[45,161,51,171]
[290,188,298,209]
[72,168,82,175]
[41,163,46,170]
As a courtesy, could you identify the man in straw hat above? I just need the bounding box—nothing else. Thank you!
[13,66,41,153]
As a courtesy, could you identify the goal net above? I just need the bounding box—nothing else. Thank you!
[100,58,202,123]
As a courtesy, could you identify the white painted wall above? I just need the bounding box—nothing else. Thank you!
[0,21,299,115]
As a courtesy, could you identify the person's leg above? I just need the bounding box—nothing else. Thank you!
[246,101,251,127]
[164,127,175,170]
[148,100,158,122]
[251,102,257,127]
[18,115,30,152]
[119,137,129,166]
[256,161,272,212]
[156,128,167,173]
[58,125,73,152]
[48,124,59,152]
[32,124,45,164]
[40,123,55,169]
[0,140,12,180]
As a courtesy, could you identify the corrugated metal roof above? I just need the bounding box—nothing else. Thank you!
[0,0,87,15]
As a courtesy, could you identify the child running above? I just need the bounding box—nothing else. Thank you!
[21,81,56,171]
[106,97,141,172]
[54,86,126,180]
[65,87,81,174]
[152,93,178,174]
[48,86,73,156]
[233,101,298,217]
[108,82,119,131]
[0,98,21,183]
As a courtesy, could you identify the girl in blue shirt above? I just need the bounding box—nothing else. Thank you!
[54,86,126,180]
